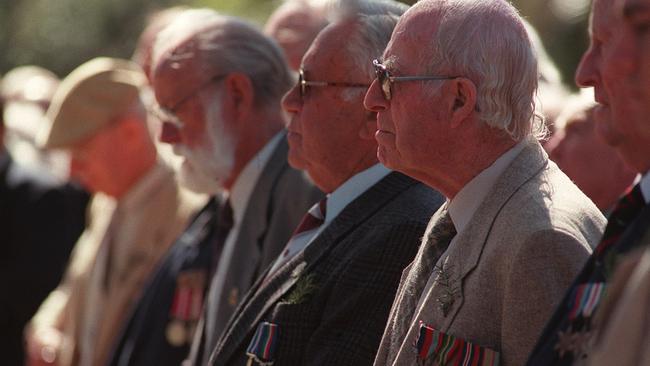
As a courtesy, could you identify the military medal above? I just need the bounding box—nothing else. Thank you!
[246,322,279,365]
[414,321,500,365]
[166,270,207,346]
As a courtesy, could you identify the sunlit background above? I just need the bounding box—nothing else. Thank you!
[0,0,592,89]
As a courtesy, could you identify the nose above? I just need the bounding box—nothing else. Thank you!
[364,79,388,113]
[282,83,301,115]
[575,45,598,88]
[159,121,181,144]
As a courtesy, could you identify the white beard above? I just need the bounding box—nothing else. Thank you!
[173,93,235,195]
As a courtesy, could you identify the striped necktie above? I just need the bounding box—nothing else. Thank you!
[595,183,645,256]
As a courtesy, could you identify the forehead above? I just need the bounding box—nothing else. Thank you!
[152,41,214,107]
[301,22,358,77]
[383,5,440,71]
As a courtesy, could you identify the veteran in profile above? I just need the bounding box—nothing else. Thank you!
[209,1,444,365]
[364,0,605,364]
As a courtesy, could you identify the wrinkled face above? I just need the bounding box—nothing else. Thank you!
[69,122,124,195]
[281,23,375,192]
[153,67,235,194]
[576,0,650,173]
[363,8,453,177]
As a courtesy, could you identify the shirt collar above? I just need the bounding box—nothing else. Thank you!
[324,163,392,223]
[448,141,526,233]
[228,132,283,224]
[639,171,650,204]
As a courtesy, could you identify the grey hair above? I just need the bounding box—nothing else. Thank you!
[325,0,408,79]
[154,9,293,109]
[421,0,544,141]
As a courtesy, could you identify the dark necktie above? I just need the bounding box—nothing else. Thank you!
[595,183,645,256]
[211,199,234,275]
[267,198,327,277]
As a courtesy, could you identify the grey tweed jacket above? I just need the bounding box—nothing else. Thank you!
[374,141,606,366]
[209,172,445,366]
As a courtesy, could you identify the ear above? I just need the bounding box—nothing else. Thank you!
[359,110,378,140]
[222,72,254,121]
[449,78,477,129]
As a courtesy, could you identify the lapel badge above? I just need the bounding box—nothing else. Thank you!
[433,263,460,317]
[246,321,279,366]
[554,328,594,360]
[166,269,207,347]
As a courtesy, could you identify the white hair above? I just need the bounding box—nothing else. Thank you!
[327,0,408,79]
[421,0,544,141]
[153,9,293,109]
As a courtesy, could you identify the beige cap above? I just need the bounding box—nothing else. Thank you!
[37,57,146,149]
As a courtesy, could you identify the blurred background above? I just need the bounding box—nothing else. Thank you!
[0,0,591,89]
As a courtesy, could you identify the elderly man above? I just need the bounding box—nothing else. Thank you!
[526,0,650,363]
[0,78,88,366]
[264,0,329,71]
[548,97,636,212]
[363,0,606,365]
[209,2,445,365]
[24,58,202,366]
[107,9,321,366]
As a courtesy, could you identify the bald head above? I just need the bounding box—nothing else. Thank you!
[264,0,329,71]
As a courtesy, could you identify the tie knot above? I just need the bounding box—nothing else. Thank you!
[292,198,327,237]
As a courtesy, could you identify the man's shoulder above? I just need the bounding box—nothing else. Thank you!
[499,161,605,236]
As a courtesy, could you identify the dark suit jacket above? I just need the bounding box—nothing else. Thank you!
[0,153,88,365]
[209,172,445,366]
[526,199,650,366]
[107,137,321,366]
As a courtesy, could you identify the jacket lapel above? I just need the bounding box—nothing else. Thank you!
[203,136,290,350]
[211,172,417,364]
[419,141,548,332]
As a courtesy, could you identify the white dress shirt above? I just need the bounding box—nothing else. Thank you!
[267,163,392,274]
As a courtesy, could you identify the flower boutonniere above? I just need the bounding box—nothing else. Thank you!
[282,273,318,305]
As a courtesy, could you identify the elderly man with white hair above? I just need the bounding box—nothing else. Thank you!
[363,0,605,365]
[209,1,445,365]
[106,9,321,366]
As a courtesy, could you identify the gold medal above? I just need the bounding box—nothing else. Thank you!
[166,320,187,346]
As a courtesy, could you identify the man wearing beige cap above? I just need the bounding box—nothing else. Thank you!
[25,57,203,366]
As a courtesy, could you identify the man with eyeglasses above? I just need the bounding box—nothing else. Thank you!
[208,1,445,365]
[106,9,322,366]
[364,0,605,365]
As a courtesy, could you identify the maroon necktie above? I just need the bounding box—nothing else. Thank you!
[595,183,645,255]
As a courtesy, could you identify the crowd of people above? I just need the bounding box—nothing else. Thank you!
[1,0,648,365]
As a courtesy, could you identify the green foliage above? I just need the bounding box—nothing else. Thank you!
[0,0,587,89]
